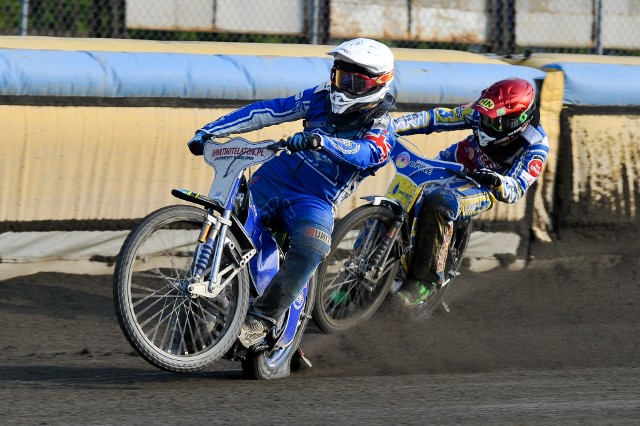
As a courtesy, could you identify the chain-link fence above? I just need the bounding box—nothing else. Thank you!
[1,0,639,56]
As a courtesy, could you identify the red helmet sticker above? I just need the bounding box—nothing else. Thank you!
[528,156,544,177]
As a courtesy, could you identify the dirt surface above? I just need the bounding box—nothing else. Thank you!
[1,226,640,425]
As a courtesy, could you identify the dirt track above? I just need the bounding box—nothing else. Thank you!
[1,227,639,425]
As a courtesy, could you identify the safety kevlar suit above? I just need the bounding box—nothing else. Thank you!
[200,82,398,321]
[394,105,549,284]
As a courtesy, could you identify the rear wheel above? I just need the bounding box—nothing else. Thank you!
[113,205,250,372]
[241,274,316,379]
[313,205,400,333]
[413,219,473,321]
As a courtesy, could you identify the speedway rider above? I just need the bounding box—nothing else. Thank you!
[393,77,550,305]
[187,38,398,347]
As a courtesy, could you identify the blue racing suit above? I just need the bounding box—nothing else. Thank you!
[394,105,549,284]
[199,82,397,321]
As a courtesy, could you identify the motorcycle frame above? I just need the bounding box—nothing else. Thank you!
[360,137,467,278]
[171,137,308,350]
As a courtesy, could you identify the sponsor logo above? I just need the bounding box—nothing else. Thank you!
[395,153,434,174]
[210,147,265,157]
[463,143,475,160]
[497,107,506,116]
[391,182,413,200]
[332,138,360,155]
[477,98,495,110]
[402,112,421,121]
[438,108,453,118]
[412,160,433,174]
[396,152,411,168]
[305,227,331,245]
[293,291,305,309]
[528,156,544,177]
[523,172,536,186]
[436,222,454,273]
[518,111,529,123]
[454,105,466,119]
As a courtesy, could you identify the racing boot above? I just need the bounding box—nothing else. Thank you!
[238,313,274,348]
[396,278,436,306]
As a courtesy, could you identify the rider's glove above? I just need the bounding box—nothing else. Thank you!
[187,130,207,156]
[470,168,503,189]
[284,132,324,153]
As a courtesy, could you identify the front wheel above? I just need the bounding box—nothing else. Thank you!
[313,205,400,333]
[113,205,250,373]
[241,274,316,379]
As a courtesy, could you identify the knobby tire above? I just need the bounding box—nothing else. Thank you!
[113,205,250,373]
[313,205,400,333]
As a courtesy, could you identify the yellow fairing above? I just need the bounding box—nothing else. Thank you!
[384,174,423,212]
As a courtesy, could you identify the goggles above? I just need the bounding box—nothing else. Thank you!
[330,67,393,95]
[480,102,535,133]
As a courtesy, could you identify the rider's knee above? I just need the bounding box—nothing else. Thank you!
[290,224,331,261]
[422,188,459,221]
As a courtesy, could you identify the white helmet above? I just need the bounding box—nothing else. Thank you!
[327,38,395,115]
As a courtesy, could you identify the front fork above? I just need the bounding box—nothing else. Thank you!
[187,209,254,298]
[365,214,404,281]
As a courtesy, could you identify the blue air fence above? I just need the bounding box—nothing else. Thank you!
[1,0,639,56]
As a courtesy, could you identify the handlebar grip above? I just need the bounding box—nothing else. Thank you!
[450,169,469,179]
[308,134,324,150]
[267,139,288,151]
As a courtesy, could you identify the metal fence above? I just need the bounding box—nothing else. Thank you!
[1,0,639,56]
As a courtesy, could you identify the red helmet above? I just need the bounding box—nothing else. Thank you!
[471,78,536,160]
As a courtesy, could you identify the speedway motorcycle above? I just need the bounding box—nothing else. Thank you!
[113,135,318,379]
[313,137,474,333]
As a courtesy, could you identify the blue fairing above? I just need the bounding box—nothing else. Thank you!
[278,283,308,347]
[248,225,280,295]
[389,140,464,186]
[244,195,308,348]
[244,191,279,294]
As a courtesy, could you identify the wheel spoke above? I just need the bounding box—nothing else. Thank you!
[315,206,401,332]
[114,205,250,370]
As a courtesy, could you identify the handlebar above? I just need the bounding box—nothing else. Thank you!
[448,168,470,179]
[447,167,484,187]
[269,139,289,151]
[269,135,324,152]
[201,133,319,153]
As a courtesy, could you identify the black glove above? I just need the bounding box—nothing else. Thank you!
[187,130,207,156]
[470,168,503,188]
[284,132,324,153]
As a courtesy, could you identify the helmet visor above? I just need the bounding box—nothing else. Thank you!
[331,67,393,95]
[481,115,523,133]
[480,101,536,134]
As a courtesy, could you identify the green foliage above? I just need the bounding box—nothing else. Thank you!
[0,0,22,33]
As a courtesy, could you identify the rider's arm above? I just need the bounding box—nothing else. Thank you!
[199,86,316,137]
[493,125,550,204]
[313,115,395,170]
[394,104,477,136]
